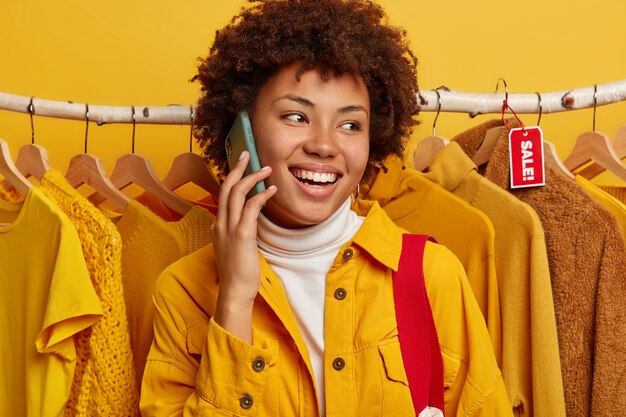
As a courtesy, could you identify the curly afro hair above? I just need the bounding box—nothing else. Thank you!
[192,0,419,175]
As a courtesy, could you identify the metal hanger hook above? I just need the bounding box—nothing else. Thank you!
[592,84,597,132]
[84,103,90,153]
[432,90,442,137]
[495,78,509,103]
[535,92,543,126]
[189,105,194,153]
[28,96,36,144]
[131,105,136,154]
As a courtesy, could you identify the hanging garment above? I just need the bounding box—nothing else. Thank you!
[422,142,565,417]
[140,200,512,417]
[597,185,626,204]
[454,119,626,417]
[134,190,219,221]
[39,169,140,417]
[0,182,22,202]
[360,158,502,364]
[106,200,215,386]
[0,186,102,417]
[575,176,626,240]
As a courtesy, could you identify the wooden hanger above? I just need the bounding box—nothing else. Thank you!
[162,152,221,197]
[563,131,626,182]
[530,94,575,180]
[543,140,575,180]
[412,90,450,172]
[472,126,506,166]
[413,136,449,172]
[89,153,193,214]
[162,108,221,197]
[0,138,32,196]
[15,144,52,181]
[15,98,51,181]
[89,106,192,215]
[65,104,130,210]
[562,84,626,181]
[577,125,626,179]
[66,154,130,210]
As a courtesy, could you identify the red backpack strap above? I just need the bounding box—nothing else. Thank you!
[393,234,445,415]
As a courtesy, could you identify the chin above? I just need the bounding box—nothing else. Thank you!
[262,204,335,229]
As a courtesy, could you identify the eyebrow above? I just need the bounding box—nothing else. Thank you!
[274,94,369,117]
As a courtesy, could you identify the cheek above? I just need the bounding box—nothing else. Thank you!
[345,140,370,175]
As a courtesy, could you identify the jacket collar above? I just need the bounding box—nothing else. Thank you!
[422,141,478,192]
[349,199,404,271]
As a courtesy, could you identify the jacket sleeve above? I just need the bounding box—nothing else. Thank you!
[140,264,278,417]
[423,242,513,417]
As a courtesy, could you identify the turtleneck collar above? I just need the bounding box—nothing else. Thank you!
[257,198,362,258]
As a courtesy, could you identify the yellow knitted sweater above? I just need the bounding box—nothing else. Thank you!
[39,170,139,417]
[109,200,215,387]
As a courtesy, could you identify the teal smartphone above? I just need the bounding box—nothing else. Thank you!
[225,111,266,198]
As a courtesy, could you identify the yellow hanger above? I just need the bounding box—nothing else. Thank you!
[66,103,130,210]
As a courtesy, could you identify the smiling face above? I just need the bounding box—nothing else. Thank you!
[251,63,370,229]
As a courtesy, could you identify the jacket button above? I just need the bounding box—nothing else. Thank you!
[342,248,353,260]
[251,357,265,372]
[332,357,345,371]
[334,288,347,300]
[239,394,254,409]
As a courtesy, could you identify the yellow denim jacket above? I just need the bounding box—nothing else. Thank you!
[140,200,511,417]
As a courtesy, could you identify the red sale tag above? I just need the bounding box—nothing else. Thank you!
[508,126,545,189]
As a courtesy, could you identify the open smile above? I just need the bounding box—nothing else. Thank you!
[290,168,341,187]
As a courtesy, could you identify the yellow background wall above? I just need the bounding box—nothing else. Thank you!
[1,0,625,184]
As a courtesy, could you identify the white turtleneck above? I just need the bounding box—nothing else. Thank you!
[256,198,365,415]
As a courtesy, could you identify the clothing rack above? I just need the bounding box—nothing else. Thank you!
[1,79,626,125]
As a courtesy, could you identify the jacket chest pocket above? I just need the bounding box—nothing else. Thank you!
[371,339,416,416]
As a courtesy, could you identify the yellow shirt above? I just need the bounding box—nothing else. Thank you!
[109,200,215,386]
[575,176,626,242]
[423,143,566,417]
[0,187,102,417]
[361,159,502,365]
[39,170,140,416]
[140,200,511,417]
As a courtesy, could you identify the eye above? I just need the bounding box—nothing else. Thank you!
[283,112,307,123]
[340,121,362,131]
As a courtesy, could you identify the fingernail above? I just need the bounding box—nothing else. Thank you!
[268,185,277,190]
[239,151,248,160]
[261,166,270,170]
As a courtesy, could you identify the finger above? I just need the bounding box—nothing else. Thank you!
[226,165,273,230]
[238,185,278,231]
[217,151,250,224]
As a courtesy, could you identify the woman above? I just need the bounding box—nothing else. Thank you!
[140,1,511,416]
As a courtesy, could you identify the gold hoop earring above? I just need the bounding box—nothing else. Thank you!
[352,183,361,201]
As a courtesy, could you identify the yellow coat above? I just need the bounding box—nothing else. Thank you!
[140,200,511,417]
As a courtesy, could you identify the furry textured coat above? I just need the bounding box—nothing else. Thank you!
[454,120,626,417]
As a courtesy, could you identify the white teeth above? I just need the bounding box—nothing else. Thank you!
[293,169,338,183]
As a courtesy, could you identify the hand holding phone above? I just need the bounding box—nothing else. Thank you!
[225,111,266,198]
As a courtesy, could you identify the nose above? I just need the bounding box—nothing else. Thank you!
[302,127,339,159]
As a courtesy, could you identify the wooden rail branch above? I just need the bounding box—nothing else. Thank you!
[0,92,193,125]
[418,80,626,116]
[1,79,626,124]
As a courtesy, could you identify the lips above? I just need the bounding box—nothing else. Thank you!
[291,168,340,186]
